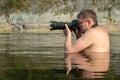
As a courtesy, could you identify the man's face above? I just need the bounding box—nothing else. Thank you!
[77,18,88,32]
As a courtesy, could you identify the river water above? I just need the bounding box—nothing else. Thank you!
[0,32,120,80]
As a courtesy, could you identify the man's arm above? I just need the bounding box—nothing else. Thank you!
[64,24,94,53]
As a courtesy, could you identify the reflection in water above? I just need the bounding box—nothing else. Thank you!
[0,32,120,79]
[65,52,110,78]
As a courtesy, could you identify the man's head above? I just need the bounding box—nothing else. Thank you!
[77,9,97,32]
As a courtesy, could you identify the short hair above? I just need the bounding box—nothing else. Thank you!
[77,9,97,22]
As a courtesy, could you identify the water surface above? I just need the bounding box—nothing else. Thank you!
[0,32,120,80]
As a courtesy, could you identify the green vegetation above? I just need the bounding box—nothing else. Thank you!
[0,0,76,16]
[0,0,119,23]
[91,0,120,23]
[0,0,32,15]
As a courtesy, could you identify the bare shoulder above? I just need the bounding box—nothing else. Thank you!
[82,26,109,41]
[86,26,109,36]
[80,28,96,42]
[83,28,97,36]
[95,26,109,37]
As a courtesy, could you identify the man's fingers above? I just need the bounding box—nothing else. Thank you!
[64,24,71,36]
[65,24,69,30]
[65,24,71,33]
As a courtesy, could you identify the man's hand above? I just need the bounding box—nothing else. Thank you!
[64,24,82,39]
[64,24,72,75]
[63,24,71,36]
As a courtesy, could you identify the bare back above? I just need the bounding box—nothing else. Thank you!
[83,26,110,52]
[81,26,110,72]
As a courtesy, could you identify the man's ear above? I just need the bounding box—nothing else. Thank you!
[87,19,91,27]
[87,19,91,24]
[87,19,93,27]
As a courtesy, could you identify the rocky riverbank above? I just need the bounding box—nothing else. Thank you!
[0,22,120,33]
[0,0,119,33]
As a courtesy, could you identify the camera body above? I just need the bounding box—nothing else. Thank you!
[50,19,78,30]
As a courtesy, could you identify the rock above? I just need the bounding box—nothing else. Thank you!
[111,5,120,23]
[0,15,7,24]
[0,23,12,32]
[9,13,19,25]
[0,0,120,32]
[12,24,24,30]
[17,13,39,24]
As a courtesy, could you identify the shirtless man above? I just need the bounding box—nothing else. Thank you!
[64,9,110,78]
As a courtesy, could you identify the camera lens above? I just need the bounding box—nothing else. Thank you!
[50,20,78,30]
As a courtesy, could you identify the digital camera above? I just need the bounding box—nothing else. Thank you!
[50,19,78,30]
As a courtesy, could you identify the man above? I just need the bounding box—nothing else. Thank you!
[64,9,110,78]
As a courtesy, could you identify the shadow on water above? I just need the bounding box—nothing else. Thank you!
[0,32,120,80]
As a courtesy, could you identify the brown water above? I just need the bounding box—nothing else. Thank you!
[0,32,120,80]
